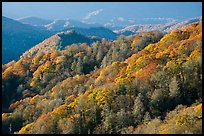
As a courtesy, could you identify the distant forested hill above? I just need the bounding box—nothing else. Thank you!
[2,16,53,64]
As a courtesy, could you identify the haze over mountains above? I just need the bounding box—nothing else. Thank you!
[2,16,53,64]
[114,16,202,35]
[16,16,202,36]
[17,17,101,30]
[16,16,53,26]
[2,16,202,63]
[2,15,202,64]
[2,16,117,64]
[16,16,202,32]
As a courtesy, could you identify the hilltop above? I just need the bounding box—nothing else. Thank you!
[21,30,101,59]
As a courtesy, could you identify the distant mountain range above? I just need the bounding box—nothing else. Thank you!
[16,16,202,36]
[2,16,118,64]
[114,16,202,35]
[17,17,101,31]
[16,16,52,26]
[17,17,118,40]
[2,16,53,64]
[3,16,202,64]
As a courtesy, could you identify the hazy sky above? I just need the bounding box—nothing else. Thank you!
[2,2,202,23]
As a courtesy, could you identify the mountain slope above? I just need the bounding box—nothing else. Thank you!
[2,22,202,134]
[21,30,101,59]
[2,16,53,64]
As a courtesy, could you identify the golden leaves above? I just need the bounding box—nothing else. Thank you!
[18,122,34,134]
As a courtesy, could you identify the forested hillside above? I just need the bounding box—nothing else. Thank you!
[21,30,101,59]
[2,22,202,134]
[2,16,117,64]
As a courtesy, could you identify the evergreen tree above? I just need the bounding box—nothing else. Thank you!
[169,76,180,98]
[133,93,145,125]
[96,46,103,62]
[143,112,151,124]
[71,60,77,71]
[101,104,115,134]
[116,109,128,133]
[101,56,107,68]
[76,58,83,74]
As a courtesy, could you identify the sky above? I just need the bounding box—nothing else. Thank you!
[2,2,202,24]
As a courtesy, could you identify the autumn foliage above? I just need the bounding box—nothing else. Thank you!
[2,22,202,134]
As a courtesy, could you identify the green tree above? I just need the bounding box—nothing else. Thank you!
[96,46,103,62]
[76,57,83,74]
[143,111,151,124]
[169,76,180,98]
[71,60,77,71]
[116,83,127,96]
[116,108,129,133]
[101,56,108,68]
[133,93,145,125]
[58,117,78,134]
[102,111,115,134]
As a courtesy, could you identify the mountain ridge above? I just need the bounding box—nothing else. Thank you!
[2,16,53,64]
[21,30,101,59]
[114,16,202,35]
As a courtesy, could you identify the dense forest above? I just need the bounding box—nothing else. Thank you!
[2,22,202,134]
